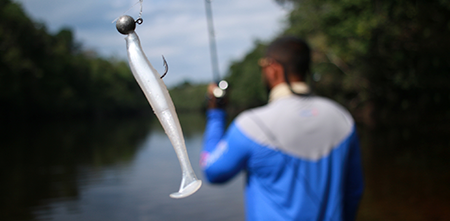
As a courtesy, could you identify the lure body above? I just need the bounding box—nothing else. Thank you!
[117,16,201,198]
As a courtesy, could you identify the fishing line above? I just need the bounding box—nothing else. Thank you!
[112,0,144,24]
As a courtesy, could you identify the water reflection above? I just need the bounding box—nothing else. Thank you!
[0,114,245,221]
[357,124,450,221]
[0,117,152,220]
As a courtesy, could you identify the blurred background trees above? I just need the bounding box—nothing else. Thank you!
[0,0,148,122]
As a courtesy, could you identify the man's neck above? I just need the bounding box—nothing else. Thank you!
[269,82,309,103]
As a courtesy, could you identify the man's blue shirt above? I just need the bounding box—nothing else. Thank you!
[201,96,364,221]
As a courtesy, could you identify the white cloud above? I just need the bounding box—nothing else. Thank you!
[16,0,288,87]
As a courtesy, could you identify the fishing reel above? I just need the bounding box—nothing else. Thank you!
[209,80,229,108]
[213,80,229,98]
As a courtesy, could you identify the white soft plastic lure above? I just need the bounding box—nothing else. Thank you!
[116,15,202,198]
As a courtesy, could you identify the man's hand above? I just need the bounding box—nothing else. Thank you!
[207,82,228,109]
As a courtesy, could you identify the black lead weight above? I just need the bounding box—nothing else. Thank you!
[116,15,136,35]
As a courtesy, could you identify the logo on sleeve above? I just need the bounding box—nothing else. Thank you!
[200,141,228,168]
[299,108,319,117]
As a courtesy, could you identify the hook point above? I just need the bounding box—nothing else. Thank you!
[160,56,168,79]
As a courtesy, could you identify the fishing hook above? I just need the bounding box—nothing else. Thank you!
[161,55,168,79]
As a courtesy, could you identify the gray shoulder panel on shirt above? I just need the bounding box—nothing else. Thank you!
[235,96,354,161]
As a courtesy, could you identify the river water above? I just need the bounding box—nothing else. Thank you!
[0,114,449,220]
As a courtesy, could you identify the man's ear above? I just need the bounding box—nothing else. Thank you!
[269,62,285,86]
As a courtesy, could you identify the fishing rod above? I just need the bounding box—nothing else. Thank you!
[204,0,228,99]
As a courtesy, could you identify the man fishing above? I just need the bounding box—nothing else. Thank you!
[201,36,364,220]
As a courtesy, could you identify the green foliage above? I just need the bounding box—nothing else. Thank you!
[169,81,208,113]
[225,42,268,113]
[0,1,148,120]
[169,42,269,116]
[282,0,450,124]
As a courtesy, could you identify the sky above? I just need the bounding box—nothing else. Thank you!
[16,0,289,87]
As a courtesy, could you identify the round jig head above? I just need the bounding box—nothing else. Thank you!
[116,15,141,35]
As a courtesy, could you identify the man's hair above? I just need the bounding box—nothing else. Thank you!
[265,36,311,80]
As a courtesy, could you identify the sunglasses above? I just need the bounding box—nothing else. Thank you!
[258,57,274,68]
